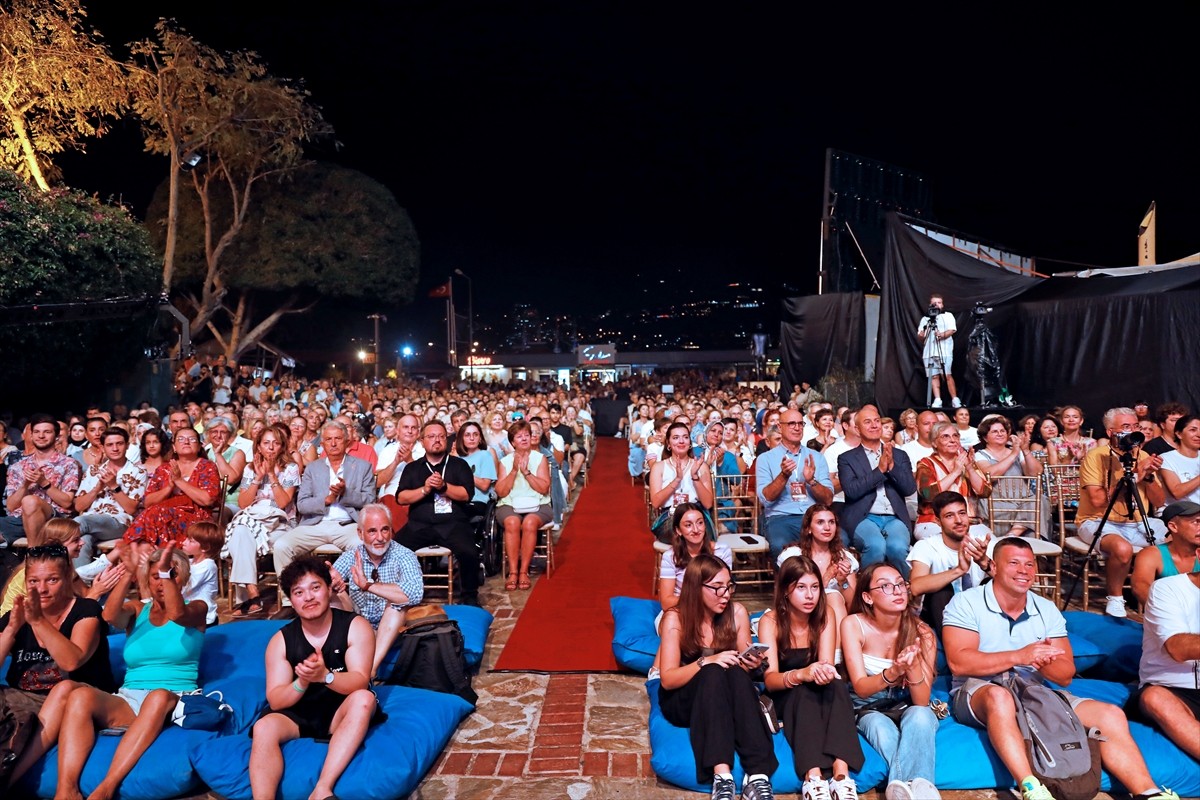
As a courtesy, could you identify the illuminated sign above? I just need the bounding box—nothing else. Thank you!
[467,355,493,366]
[578,343,617,365]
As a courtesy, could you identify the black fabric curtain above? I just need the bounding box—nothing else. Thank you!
[779,293,864,395]
[876,212,1200,416]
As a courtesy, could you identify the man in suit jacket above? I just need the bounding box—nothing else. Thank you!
[272,420,376,614]
[838,404,917,576]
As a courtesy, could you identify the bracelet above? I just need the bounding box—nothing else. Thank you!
[291,679,305,693]
[906,674,927,686]
[880,668,898,685]
[786,669,800,687]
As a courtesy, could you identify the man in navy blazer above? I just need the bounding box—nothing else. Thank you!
[272,420,376,613]
[838,404,917,576]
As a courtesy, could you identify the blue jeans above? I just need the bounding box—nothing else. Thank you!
[764,514,805,562]
[852,514,912,577]
[856,701,938,783]
[628,445,646,478]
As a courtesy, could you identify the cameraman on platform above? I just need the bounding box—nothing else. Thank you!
[916,293,960,409]
[1077,407,1167,618]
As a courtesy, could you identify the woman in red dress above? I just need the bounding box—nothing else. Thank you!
[124,429,218,548]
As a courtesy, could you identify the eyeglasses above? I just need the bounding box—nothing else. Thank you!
[27,543,68,559]
[703,582,736,597]
[782,421,804,427]
[870,581,910,596]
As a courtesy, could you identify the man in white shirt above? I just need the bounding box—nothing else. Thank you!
[908,491,993,630]
[375,414,421,499]
[1133,570,1200,760]
[916,293,960,409]
[73,427,148,565]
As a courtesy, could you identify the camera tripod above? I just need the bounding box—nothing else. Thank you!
[1060,450,1157,610]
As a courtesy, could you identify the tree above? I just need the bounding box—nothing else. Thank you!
[127,20,333,311]
[0,169,159,408]
[145,162,420,359]
[0,0,126,191]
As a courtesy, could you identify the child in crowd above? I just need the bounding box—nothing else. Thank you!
[182,521,222,624]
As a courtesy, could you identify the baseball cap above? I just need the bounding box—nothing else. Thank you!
[1161,500,1200,525]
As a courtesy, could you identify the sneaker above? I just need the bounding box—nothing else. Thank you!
[1019,777,1054,800]
[930,398,943,409]
[884,781,915,800]
[1105,595,1128,618]
[801,777,832,800]
[828,776,859,800]
[711,775,737,800]
[1141,789,1181,800]
[908,777,941,799]
[951,397,962,409]
[741,774,775,800]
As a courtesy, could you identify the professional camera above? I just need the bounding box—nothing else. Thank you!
[972,302,994,316]
[927,303,941,319]
[1112,429,1146,453]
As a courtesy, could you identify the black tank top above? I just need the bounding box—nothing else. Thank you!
[281,608,354,720]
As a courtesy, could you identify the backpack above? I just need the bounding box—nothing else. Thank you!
[999,670,1104,800]
[387,604,478,707]
[0,692,37,782]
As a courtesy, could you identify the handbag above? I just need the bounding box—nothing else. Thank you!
[171,689,233,731]
[854,694,911,723]
[757,693,783,735]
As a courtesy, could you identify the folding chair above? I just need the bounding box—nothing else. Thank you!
[987,474,1061,603]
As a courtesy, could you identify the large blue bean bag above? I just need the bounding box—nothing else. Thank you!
[646,678,889,793]
[189,684,474,800]
[610,596,662,674]
[1064,610,1143,681]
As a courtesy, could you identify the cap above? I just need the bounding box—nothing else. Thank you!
[1161,500,1200,525]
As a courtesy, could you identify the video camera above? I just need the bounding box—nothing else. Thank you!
[972,302,994,316]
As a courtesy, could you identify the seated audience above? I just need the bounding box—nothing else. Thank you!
[914,422,992,542]
[1,519,115,614]
[1131,500,1200,606]
[73,426,148,566]
[495,420,554,592]
[123,427,218,550]
[841,562,940,800]
[203,416,247,513]
[1160,414,1200,504]
[251,556,382,800]
[952,407,978,449]
[330,504,423,677]
[1143,401,1189,457]
[649,422,715,538]
[0,540,118,788]
[1076,407,1168,618]
[777,504,856,625]
[52,544,207,800]
[1045,405,1096,467]
[656,554,776,800]
[181,521,221,625]
[907,491,994,631]
[757,409,834,562]
[138,427,172,473]
[2,414,82,548]
[1131,568,1200,760]
[974,414,1043,537]
[658,502,734,613]
[759,555,863,800]
[942,537,1177,800]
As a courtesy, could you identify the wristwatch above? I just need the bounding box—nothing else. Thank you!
[697,655,706,668]
[323,671,335,685]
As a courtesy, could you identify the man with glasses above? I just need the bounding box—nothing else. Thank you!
[395,421,482,606]
[943,537,1178,800]
[330,504,423,678]
[1076,407,1168,618]
[2,414,81,548]
[756,409,833,561]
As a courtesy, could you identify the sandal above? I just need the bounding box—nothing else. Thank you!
[231,597,265,618]
[505,574,518,591]
[518,574,532,590]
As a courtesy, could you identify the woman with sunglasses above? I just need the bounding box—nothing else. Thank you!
[657,553,776,800]
[123,428,218,550]
[841,563,940,800]
[40,542,207,800]
[759,555,863,800]
[1,539,118,789]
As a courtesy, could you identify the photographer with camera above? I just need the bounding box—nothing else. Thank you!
[915,294,960,409]
[1077,407,1168,617]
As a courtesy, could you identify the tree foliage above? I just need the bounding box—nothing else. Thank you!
[146,161,419,358]
[0,168,159,407]
[127,20,334,319]
[0,0,126,190]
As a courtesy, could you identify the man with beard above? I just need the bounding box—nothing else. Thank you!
[2,414,81,547]
[331,504,423,678]
[395,421,482,606]
[908,491,995,630]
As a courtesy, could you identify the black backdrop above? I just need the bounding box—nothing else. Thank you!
[778,292,865,396]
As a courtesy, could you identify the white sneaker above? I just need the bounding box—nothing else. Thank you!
[801,777,832,800]
[884,781,915,800]
[930,398,943,409]
[828,776,859,800]
[1105,595,1128,618]
[908,777,942,799]
[951,397,962,409]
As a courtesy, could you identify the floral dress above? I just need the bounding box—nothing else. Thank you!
[123,459,220,547]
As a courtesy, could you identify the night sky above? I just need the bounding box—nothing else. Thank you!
[66,4,1200,357]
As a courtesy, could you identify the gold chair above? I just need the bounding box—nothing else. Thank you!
[415,545,456,603]
[987,474,1061,603]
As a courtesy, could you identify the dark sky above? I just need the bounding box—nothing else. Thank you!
[70,4,1200,354]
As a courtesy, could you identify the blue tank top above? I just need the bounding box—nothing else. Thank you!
[1156,543,1200,578]
[121,601,203,692]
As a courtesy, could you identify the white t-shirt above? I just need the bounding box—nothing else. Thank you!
[659,544,734,597]
[1139,573,1199,689]
[823,438,854,503]
[1160,449,1200,503]
[907,535,988,595]
[900,441,934,471]
[918,311,956,361]
[183,558,220,625]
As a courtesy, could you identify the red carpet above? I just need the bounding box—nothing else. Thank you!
[492,438,652,672]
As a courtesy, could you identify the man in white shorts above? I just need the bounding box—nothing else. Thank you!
[916,293,959,409]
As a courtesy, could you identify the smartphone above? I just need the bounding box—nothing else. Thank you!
[739,643,770,661]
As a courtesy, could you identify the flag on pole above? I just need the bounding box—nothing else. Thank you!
[1137,202,1156,266]
[428,281,451,299]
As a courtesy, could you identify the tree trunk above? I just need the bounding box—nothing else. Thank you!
[3,104,50,191]
[162,147,180,293]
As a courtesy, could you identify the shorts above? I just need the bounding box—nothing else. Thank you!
[495,504,553,526]
[1126,684,1200,723]
[114,686,168,717]
[924,355,952,377]
[1076,517,1166,550]
[951,677,1085,729]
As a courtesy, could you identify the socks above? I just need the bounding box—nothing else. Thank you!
[715,772,734,782]
[745,773,768,784]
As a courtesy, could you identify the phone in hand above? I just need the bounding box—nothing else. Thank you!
[739,643,770,661]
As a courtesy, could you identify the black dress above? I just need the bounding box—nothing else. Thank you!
[658,647,778,784]
[770,646,863,777]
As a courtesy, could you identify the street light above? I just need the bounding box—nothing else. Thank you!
[454,268,474,382]
[400,346,413,377]
[366,313,386,383]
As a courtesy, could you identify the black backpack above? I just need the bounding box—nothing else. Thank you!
[1000,670,1104,800]
[388,606,478,707]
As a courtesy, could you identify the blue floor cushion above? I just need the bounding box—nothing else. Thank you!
[1064,610,1143,682]
[611,596,661,674]
[189,684,474,800]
